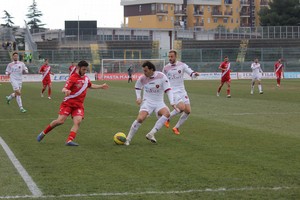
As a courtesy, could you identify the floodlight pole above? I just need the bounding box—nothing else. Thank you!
[77,16,80,60]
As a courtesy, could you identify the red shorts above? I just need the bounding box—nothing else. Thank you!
[42,79,51,86]
[59,104,85,118]
[276,72,282,78]
[221,77,231,83]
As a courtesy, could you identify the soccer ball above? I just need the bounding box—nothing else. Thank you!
[114,132,127,145]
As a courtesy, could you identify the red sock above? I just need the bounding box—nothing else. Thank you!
[66,131,77,142]
[227,88,230,95]
[41,88,45,93]
[48,88,52,97]
[43,125,53,134]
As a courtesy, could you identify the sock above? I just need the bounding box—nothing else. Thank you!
[258,84,262,92]
[277,78,280,85]
[227,88,230,95]
[48,88,52,97]
[8,93,15,100]
[16,95,23,108]
[217,86,222,93]
[66,131,76,143]
[170,109,180,119]
[251,85,254,93]
[43,125,53,134]
[149,115,168,135]
[126,120,141,142]
[175,113,190,129]
[41,88,45,94]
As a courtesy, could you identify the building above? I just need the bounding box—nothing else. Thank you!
[121,0,271,30]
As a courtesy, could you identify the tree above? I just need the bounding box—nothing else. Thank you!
[259,0,300,26]
[1,10,14,27]
[26,0,46,31]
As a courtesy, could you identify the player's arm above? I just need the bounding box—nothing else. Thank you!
[62,78,74,96]
[134,78,143,105]
[90,83,109,89]
[218,63,225,70]
[5,65,11,76]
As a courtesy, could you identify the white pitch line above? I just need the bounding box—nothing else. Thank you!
[0,137,43,198]
[0,186,298,199]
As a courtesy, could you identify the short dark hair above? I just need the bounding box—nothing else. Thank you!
[142,61,156,71]
[169,49,177,56]
[77,60,89,67]
[12,52,18,56]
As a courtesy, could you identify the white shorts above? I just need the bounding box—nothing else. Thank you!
[10,80,22,91]
[174,91,190,105]
[139,101,169,117]
[252,74,262,81]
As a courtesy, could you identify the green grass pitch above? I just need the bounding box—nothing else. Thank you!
[0,79,300,199]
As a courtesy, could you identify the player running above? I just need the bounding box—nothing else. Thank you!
[37,60,109,146]
[39,58,54,99]
[217,56,231,98]
[5,52,29,113]
[162,50,199,135]
[125,61,178,145]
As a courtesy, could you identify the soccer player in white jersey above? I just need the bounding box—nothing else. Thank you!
[125,61,178,145]
[5,52,29,113]
[163,50,200,135]
[250,58,264,94]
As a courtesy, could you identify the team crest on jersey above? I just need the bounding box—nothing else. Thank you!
[156,84,160,88]
[178,70,182,74]
[75,82,83,88]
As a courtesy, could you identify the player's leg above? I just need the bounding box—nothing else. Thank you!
[37,114,68,142]
[217,81,224,96]
[14,83,26,112]
[125,110,148,145]
[65,116,83,146]
[165,94,183,128]
[6,81,18,104]
[41,83,47,97]
[47,83,52,99]
[173,103,191,135]
[251,78,255,94]
[276,72,281,87]
[226,81,231,97]
[258,79,263,94]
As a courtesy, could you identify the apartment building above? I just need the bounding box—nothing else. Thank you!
[120,0,271,30]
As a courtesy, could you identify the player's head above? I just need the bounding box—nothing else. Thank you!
[224,56,229,62]
[254,58,258,63]
[142,61,156,77]
[168,50,177,64]
[278,58,282,63]
[77,60,89,76]
[44,58,49,64]
[12,52,18,62]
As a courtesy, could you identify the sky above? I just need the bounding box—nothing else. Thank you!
[0,0,124,29]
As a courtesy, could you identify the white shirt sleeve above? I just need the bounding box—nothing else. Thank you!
[134,77,143,100]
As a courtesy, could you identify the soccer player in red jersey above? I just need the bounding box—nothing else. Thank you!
[217,56,231,98]
[274,58,284,87]
[37,60,109,146]
[69,61,77,76]
[39,58,54,99]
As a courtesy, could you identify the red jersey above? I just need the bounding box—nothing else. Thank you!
[39,65,52,83]
[61,73,92,108]
[274,62,283,73]
[69,65,76,76]
[219,61,231,82]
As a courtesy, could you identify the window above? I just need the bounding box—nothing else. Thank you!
[214,18,218,23]
[151,4,156,11]
[223,18,228,23]
[139,5,142,12]
[236,19,239,23]
[208,18,211,23]
[231,18,234,23]
[139,17,142,22]
[207,6,211,12]
[158,16,163,22]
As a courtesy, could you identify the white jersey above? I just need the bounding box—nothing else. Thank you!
[135,71,171,105]
[251,62,263,77]
[163,61,195,93]
[6,61,28,82]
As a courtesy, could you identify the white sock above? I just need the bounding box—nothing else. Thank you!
[251,85,254,92]
[126,120,141,142]
[16,95,23,109]
[8,93,16,100]
[258,84,262,92]
[175,113,189,128]
[149,115,168,135]
[170,109,180,119]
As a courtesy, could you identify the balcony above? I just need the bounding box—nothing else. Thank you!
[211,10,223,16]
[240,0,250,6]
[194,10,204,16]
[224,11,233,16]
[240,23,251,27]
[194,22,204,27]
[240,11,250,17]
[174,10,186,16]
[152,9,168,15]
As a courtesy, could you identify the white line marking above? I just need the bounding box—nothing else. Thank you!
[0,186,298,199]
[0,137,43,197]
